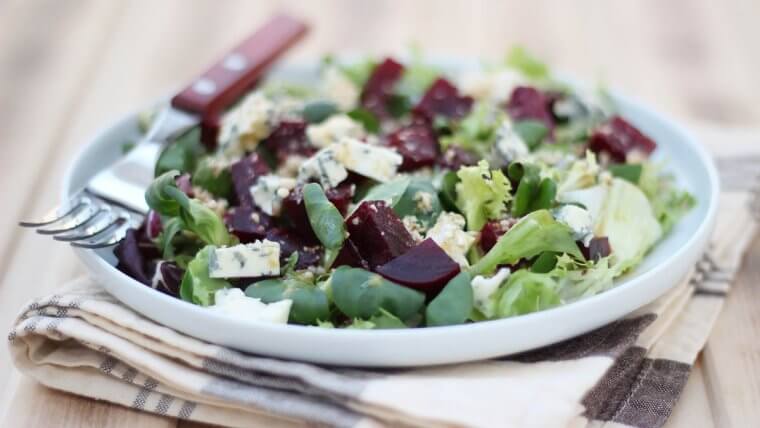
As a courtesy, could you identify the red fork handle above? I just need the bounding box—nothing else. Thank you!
[171,14,308,145]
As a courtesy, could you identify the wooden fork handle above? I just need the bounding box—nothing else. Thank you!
[171,14,308,140]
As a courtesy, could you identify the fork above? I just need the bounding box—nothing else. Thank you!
[19,14,308,248]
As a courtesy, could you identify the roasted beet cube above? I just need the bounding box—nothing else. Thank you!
[413,78,473,120]
[262,120,316,163]
[280,184,355,241]
[580,236,612,261]
[376,239,460,297]
[506,86,555,130]
[588,116,657,163]
[230,153,270,207]
[224,206,273,243]
[480,221,506,253]
[360,58,405,118]
[333,239,370,270]
[437,145,479,170]
[265,228,322,269]
[386,121,439,171]
[345,200,415,269]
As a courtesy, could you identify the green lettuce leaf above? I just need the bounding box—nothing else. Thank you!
[638,162,696,234]
[496,269,561,317]
[471,209,582,276]
[179,246,230,306]
[440,101,505,157]
[505,46,550,80]
[596,178,662,270]
[455,160,512,231]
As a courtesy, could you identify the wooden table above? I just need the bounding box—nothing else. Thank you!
[1,1,757,426]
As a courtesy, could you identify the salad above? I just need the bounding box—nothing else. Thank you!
[115,48,695,329]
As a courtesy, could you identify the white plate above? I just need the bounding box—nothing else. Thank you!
[64,60,719,367]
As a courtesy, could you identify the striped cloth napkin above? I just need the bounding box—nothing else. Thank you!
[7,126,759,428]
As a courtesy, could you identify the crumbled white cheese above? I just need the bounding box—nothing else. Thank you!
[297,147,349,188]
[321,67,361,111]
[306,114,365,149]
[218,92,274,154]
[250,175,297,216]
[402,216,426,242]
[554,205,594,246]
[209,288,291,324]
[494,121,530,164]
[413,191,434,213]
[208,240,281,278]
[330,137,403,183]
[458,70,524,103]
[471,267,511,318]
[425,212,477,267]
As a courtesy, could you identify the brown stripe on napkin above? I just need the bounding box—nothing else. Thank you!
[511,315,656,363]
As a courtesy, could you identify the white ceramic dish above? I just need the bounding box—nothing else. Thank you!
[65,60,719,367]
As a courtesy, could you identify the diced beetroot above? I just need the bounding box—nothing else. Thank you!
[360,58,405,118]
[345,200,415,269]
[175,173,194,197]
[224,206,273,243]
[437,146,479,170]
[262,120,316,163]
[265,228,322,269]
[386,121,439,171]
[480,221,506,253]
[588,116,657,162]
[376,239,460,297]
[505,86,555,130]
[333,239,370,270]
[230,153,270,207]
[413,78,473,120]
[280,184,355,241]
[580,237,612,261]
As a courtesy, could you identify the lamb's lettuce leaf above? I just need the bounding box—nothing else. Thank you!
[146,170,236,247]
[179,246,230,306]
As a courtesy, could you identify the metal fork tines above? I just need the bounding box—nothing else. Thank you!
[20,190,144,248]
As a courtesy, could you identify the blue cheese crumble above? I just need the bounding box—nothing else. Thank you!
[208,240,281,278]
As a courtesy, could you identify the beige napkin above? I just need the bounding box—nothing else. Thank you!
[8,126,759,428]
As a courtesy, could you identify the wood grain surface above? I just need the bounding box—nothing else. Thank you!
[0,1,758,427]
